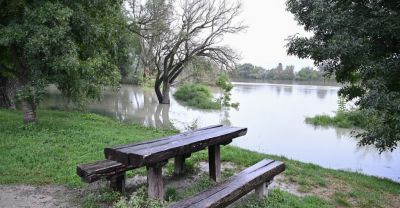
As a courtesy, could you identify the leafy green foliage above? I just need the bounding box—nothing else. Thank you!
[286,0,400,151]
[337,96,346,113]
[173,84,221,109]
[215,74,238,108]
[165,187,178,202]
[0,0,132,119]
[296,67,322,81]
[216,74,234,92]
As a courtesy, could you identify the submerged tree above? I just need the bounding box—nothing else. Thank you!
[131,0,245,104]
[286,0,400,151]
[0,0,128,123]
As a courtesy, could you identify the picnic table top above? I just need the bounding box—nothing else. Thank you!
[104,125,247,168]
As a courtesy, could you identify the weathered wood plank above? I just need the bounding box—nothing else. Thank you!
[105,126,247,168]
[104,125,226,164]
[147,162,166,199]
[208,145,221,182]
[76,160,128,183]
[169,159,285,208]
[106,125,224,153]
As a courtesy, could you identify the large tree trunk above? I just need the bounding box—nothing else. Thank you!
[155,82,171,104]
[0,76,17,109]
[154,71,171,104]
[0,77,8,108]
[10,44,38,124]
[6,78,17,109]
[21,100,37,124]
[160,81,170,104]
[155,79,163,103]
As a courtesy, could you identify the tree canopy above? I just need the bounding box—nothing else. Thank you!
[286,0,400,151]
[0,0,130,123]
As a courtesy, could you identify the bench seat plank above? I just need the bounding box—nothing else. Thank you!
[169,159,285,208]
[77,160,128,183]
[104,126,247,167]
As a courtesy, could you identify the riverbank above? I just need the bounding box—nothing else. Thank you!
[0,109,399,207]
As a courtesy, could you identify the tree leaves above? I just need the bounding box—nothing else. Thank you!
[0,0,129,110]
[287,0,400,152]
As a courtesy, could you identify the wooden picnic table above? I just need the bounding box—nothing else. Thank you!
[104,125,247,199]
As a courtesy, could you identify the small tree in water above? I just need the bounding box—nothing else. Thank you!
[216,74,238,108]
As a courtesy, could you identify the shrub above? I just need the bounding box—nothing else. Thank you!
[173,84,221,109]
[305,110,368,129]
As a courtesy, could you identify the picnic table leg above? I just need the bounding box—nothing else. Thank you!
[147,161,167,200]
[255,178,273,198]
[174,155,185,176]
[255,182,266,197]
[110,173,126,195]
[174,153,191,176]
[208,144,221,182]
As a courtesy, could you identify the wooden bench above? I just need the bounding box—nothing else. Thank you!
[77,160,129,193]
[169,159,285,208]
[76,125,247,197]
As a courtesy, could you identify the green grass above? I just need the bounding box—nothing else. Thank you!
[305,110,368,128]
[0,109,176,187]
[173,84,221,109]
[1,109,399,207]
[234,189,332,208]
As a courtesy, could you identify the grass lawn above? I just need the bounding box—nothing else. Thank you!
[0,109,399,207]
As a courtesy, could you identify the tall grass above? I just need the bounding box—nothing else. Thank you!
[305,110,368,128]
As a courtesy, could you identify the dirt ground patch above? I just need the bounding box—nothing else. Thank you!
[0,162,304,208]
[0,185,80,208]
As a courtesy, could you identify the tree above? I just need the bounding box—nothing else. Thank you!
[133,0,245,104]
[286,0,400,151]
[175,57,221,85]
[0,0,128,123]
[296,67,321,81]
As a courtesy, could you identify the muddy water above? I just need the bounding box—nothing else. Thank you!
[42,82,400,182]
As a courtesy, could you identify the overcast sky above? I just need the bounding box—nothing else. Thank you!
[224,1,314,71]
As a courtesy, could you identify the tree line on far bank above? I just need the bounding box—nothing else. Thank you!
[230,63,334,81]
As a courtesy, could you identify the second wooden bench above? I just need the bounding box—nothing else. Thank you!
[169,159,285,208]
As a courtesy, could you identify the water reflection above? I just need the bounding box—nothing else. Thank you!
[283,87,293,95]
[316,89,328,99]
[42,82,400,182]
[154,104,174,129]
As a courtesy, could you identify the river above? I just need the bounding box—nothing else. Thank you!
[42,81,400,182]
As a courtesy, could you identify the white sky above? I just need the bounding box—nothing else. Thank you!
[224,0,314,70]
